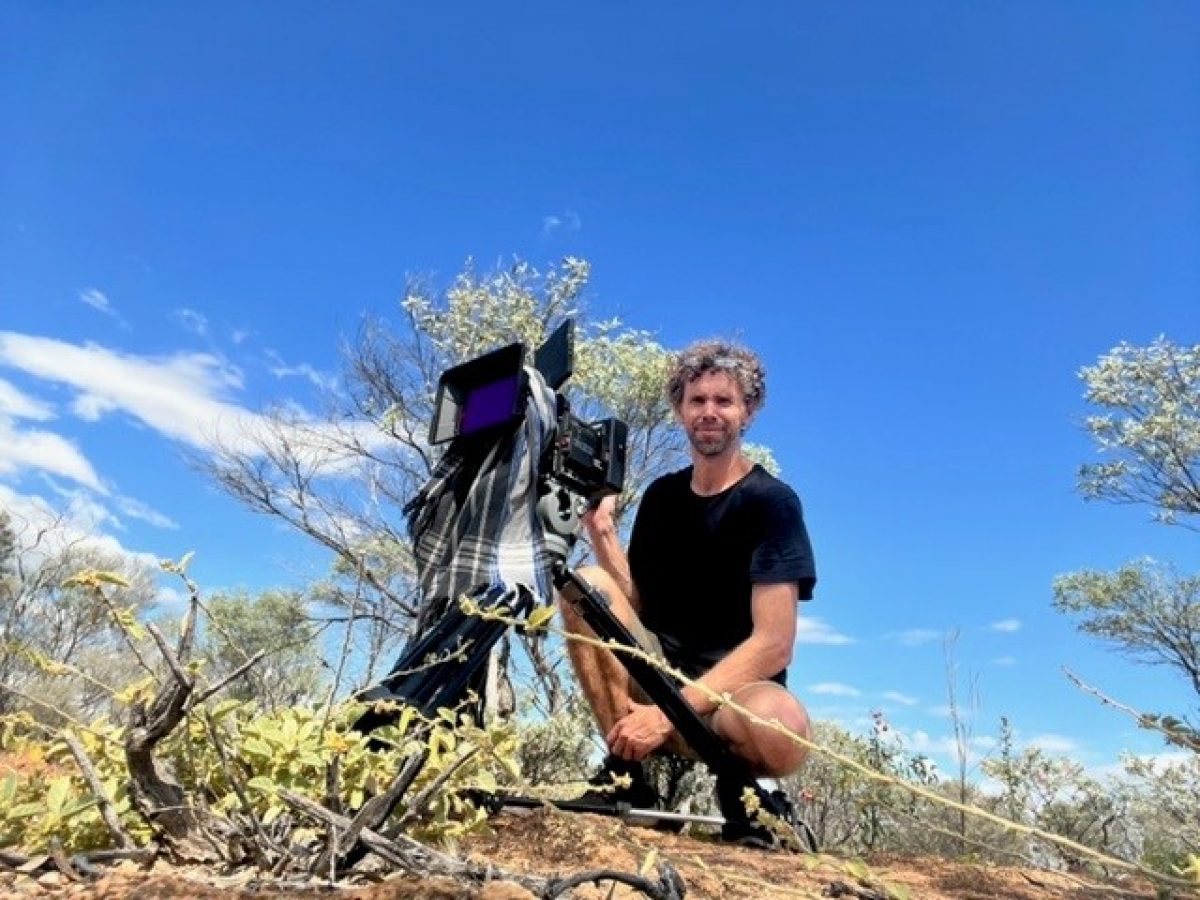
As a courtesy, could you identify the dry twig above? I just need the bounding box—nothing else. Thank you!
[61,729,136,850]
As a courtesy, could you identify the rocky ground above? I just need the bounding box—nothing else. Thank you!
[0,808,1169,899]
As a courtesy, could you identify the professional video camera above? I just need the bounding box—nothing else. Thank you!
[354,320,816,852]
[429,319,626,503]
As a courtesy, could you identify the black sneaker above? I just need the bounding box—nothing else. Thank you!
[577,754,660,808]
[715,773,779,850]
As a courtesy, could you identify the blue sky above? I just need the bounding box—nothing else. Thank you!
[2,3,1197,778]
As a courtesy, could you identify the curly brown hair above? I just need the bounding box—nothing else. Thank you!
[666,339,767,415]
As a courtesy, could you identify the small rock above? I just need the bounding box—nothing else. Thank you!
[36,871,62,887]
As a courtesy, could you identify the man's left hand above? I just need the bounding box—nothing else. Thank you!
[607,701,672,761]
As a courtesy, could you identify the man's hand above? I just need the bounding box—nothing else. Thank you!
[581,494,618,541]
[606,700,672,761]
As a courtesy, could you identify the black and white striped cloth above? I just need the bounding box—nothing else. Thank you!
[403,367,558,631]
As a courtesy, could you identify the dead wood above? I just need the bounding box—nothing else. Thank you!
[61,730,137,850]
[280,788,687,898]
[48,837,87,882]
[0,847,157,876]
[124,621,241,863]
[309,749,428,876]
[391,745,478,832]
[824,880,891,900]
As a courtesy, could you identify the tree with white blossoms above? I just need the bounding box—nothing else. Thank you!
[206,258,713,713]
[1054,338,1200,737]
[1075,338,1200,527]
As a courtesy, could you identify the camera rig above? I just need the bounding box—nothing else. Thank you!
[355,320,816,852]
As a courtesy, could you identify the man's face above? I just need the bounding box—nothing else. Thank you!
[678,370,750,458]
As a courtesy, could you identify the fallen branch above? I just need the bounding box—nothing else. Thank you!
[0,847,157,875]
[199,708,287,866]
[543,864,687,899]
[392,745,478,831]
[47,837,86,883]
[824,881,890,900]
[280,789,686,899]
[309,748,427,876]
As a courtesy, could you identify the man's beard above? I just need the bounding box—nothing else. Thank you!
[687,425,735,457]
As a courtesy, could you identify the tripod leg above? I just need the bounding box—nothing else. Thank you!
[354,583,533,730]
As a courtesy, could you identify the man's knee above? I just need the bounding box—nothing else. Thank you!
[560,565,639,626]
[557,565,603,631]
[715,682,811,777]
[575,565,620,600]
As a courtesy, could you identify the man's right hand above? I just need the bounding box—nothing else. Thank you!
[581,494,618,541]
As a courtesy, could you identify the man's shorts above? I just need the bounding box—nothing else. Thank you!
[620,613,716,759]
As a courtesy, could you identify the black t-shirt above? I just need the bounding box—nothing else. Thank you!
[627,464,817,683]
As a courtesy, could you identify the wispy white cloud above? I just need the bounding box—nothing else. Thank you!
[990,618,1021,633]
[1027,734,1079,754]
[265,349,339,392]
[990,655,1017,667]
[542,210,582,236]
[36,475,176,531]
[0,417,105,492]
[901,728,996,766]
[0,483,158,571]
[795,615,855,645]
[0,332,387,471]
[113,494,178,530]
[889,628,943,647]
[78,288,130,329]
[80,288,117,316]
[925,703,978,720]
[881,691,918,706]
[809,681,862,697]
[0,332,250,449]
[175,307,210,337]
[231,328,253,345]
[14,337,245,443]
[0,377,54,421]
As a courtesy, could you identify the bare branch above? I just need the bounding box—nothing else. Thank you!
[190,650,266,708]
[280,789,684,899]
[61,730,137,850]
[1063,668,1200,752]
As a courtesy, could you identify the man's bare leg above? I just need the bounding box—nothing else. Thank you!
[560,570,811,778]
[712,681,811,777]
[556,564,641,734]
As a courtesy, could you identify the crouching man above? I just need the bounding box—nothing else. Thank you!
[558,339,817,845]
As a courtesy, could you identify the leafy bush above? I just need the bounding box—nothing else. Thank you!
[0,699,524,853]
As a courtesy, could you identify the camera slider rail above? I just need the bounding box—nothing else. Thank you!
[466,790,725,831]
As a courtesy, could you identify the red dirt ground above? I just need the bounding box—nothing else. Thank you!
[1,808,1170,899]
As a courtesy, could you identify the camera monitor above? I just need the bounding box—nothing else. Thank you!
[429,342,529,445]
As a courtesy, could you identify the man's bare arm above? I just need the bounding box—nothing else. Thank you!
[678,581,798,715]
[581,495,640,612]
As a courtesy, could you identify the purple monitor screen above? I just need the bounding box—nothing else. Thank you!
[459,374,521,435]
